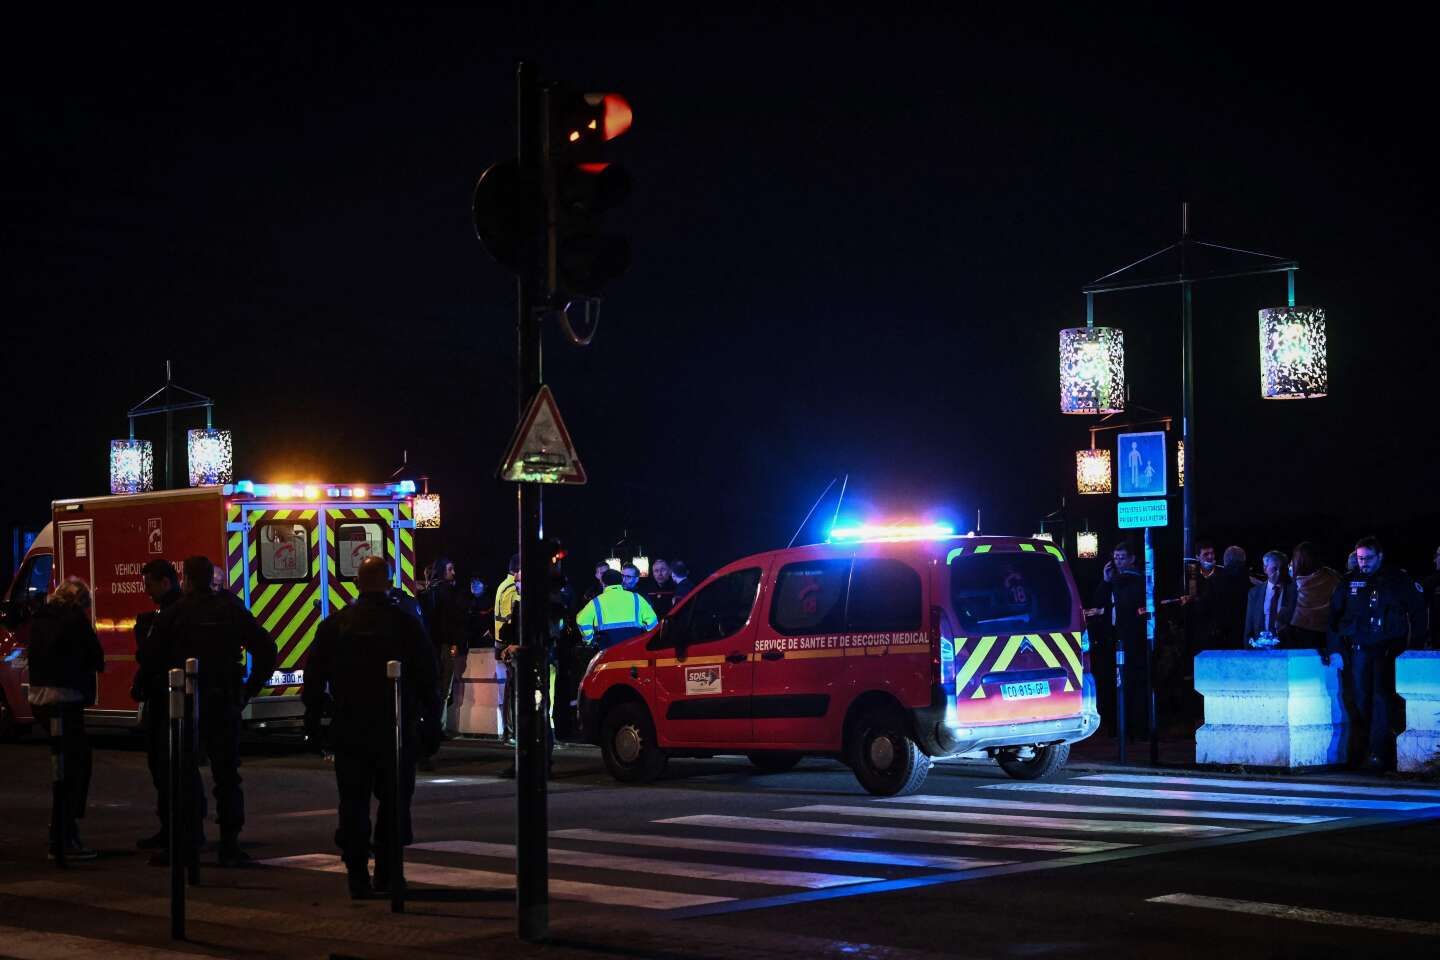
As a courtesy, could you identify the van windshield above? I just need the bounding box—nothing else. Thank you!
[949,553,1072,634]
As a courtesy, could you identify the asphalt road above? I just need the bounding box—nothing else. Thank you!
[0,732,1437,959]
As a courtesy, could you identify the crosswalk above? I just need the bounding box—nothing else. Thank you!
[260,772,1440,917]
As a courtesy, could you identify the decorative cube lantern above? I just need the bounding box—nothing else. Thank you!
[110,439,154,495]
[1076,448,1113,495]
[1059,326,1125,414]
[1176,439,1185,488]
[414,493,441,529]
[187,427,234,486]
[1259,306,1327,399]
[1076,530,1099,559]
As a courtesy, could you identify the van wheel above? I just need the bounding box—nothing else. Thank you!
[747,751,803,774]
[995,742,1069,780]
[847,707,931,796]
[600,702,667,783]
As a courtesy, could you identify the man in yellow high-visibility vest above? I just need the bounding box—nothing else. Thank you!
[492,554,520,742]
[576,569,658,650]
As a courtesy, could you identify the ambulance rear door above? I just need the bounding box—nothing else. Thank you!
[235,505,322,712]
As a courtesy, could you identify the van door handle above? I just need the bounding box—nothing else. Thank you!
[761,650,784,661]
[725,653,748,664]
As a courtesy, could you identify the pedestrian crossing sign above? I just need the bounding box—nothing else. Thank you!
[499,384,588,485]
[1116,430,1167,498]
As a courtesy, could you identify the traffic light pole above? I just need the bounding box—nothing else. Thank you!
[514,58,550,943]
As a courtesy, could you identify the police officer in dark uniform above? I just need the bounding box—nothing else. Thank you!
[1090,540,1149,739]
[132,559,181,850]
[151,555,275,866]
[303,556,440,899]
[1328,535,1428,771]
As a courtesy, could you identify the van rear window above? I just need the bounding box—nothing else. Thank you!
[949,554,1071,634]
[770,560,850,635]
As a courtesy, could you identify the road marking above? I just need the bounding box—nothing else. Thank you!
[552,827,1007,870]
[259,853,732,909]
[413,840,881,888]
[656,815,1133,854]
[1081,773,1440,800]
[980,783,1440,811]
[782,803,1247,837]
[1148,893,1440,936]
[879,794,1339,825]
[0,924,208,960]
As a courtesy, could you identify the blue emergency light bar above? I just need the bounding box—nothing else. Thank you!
[224,481,417,500]
[828,522,956,543]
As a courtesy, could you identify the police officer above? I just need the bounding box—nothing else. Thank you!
[1328,535,1428,771]
[1090,541,1149,740]
[575,569,658,650]
[150,555,275,866]
[303,556,440,899]
[131,559,181,850]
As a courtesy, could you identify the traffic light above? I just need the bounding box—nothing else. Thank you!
[545,89,633,298]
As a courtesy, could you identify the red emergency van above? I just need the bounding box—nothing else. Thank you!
[0,481,420,735]
[577,526,1098,795]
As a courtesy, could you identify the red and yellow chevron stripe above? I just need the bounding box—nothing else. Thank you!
[245,508,322,700]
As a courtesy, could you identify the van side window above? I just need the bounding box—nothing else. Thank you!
[949,554,1071,633]
[846,558,921,632]
[9,554,53,603]
[657,567,762,649]
[258,522,310,582]
[335,522,386,579]
[770,559,850,635]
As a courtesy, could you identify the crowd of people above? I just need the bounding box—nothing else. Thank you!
[1088,535,1437,772]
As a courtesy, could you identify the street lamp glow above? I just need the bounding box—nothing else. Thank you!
[1076,530,1099,559]
[1259,306,1327,399]
[1076,448,1113,495]
[110,439,154,495]
[1059,326,1125,415]
[186,428,233,486]
[414,493,442,529]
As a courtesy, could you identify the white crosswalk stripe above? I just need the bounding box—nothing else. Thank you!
[551,827,1004,870]
[781,803,1248,837]
[657,814,1133,853]
[878,794,1339,824]
[412,840,881,888]
[980,782,1438,811]
[1079,773,1440,801]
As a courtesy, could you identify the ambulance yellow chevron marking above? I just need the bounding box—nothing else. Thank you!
[955,636,996,693]
[400,529,414,551]
[229,557,243,588]
[262,584,307,632]
[228,532,241,553]
[1026,634,1074,691]
[273,592,318,650]
[328,586,346,610]
[280,620,320,670]
[989,635,1026,672]
[1051,631,1084,681]
[274,509,291,520]
[250,584,280,618]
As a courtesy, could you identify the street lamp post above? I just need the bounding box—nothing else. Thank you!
[1081,203,1309,574]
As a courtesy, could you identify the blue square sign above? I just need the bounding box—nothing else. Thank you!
[1117,430,1167,498]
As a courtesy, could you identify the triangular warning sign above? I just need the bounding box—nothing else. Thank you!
[498,385,588,485]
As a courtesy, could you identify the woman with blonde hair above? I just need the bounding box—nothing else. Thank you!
[27,577,104,859]
[1288,542,1340,651]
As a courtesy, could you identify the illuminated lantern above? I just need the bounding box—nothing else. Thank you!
[605,556,622,572]
[1076,448,1113,495]
[1032,531,1054,543]
[1076,531,1099,559]
[414,493,441,529]
[1059,326,1125,415]
[1176,440,1185,488]
[110,439,154,495]
[632,553,651,577]
[1259,306,1327,399]
[187,428,233,486]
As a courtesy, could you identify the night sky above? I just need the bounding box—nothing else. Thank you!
[4,6,1436,592]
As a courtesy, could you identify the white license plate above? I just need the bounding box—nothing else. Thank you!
[266,669,303,687]
[1000,680,1050,701]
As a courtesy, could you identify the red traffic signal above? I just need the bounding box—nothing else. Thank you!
[546,87,634,298]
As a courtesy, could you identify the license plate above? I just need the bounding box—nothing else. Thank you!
[1000,680,1050,701]
[266,669,303,687]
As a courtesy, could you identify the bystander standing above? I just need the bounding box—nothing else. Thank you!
[1287,542,1339,651]
[1244,550,1296,643]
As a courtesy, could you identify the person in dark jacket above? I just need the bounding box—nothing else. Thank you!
[1209,546,1256,649]
[645,558,677,618]
[419,556,468,718]
[27,577,104,859]
[670,560,695,600]
[303,556,441,898]
[1328,536,1428,771]
[1243,550,1297,644]
[1089,541,1149,739]
[132,559,181,850]
[150,555,275,867]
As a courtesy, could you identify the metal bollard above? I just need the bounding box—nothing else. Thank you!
[49,714,66,868]
[183,658,201,886]
[168,667,186,940]
[1115,646,1126,764]
[387,659,404,914]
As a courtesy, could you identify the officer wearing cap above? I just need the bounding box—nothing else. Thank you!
[303,556,440,899]
[575,569,658,651]
[1328,535,1428,771]
[150,555,275,867]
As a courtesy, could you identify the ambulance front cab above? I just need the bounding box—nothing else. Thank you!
[577,525,1098,796]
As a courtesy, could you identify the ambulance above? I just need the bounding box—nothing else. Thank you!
[577,524,1099,796]
[0,481,420,735]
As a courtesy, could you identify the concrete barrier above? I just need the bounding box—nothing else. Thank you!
[1396,651,1440,774]
[1194,649,1348,768]
[448,648,506,736]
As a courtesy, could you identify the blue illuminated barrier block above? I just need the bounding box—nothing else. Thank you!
[1194,650,1348,769]
[1397,651,1440,774]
